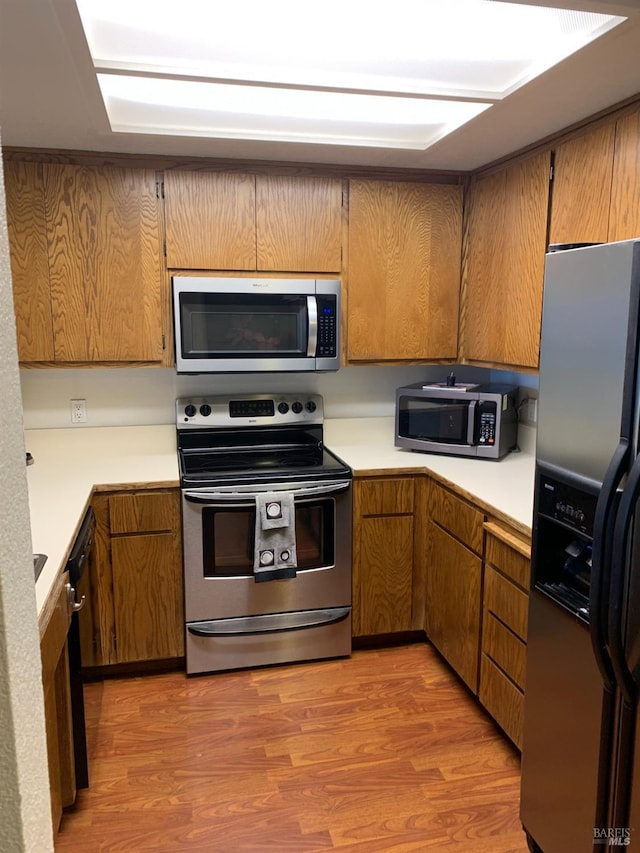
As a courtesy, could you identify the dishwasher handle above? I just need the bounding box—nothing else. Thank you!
[65,582,86,613]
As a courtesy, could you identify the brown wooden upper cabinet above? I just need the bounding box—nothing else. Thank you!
[459,150,551,370]
[610,110,640,242]
[347,179,462,362]
[548,121,615,245]
[549,108,640,246]
[6,161,166,365]
[163,171,343,272]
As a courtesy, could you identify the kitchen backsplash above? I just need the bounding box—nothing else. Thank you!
[20,364,538,429]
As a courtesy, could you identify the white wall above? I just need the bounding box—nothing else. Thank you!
[0,139,54,850]
[21,363,494,429]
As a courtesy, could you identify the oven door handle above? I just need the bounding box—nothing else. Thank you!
[183,480,351,504]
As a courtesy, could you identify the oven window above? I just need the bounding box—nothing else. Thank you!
[179,292,308,358]
[398,397,470,445]
[202,499,335,578]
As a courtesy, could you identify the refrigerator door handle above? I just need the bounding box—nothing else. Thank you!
[609,446,640,705]
[592,439,630,687]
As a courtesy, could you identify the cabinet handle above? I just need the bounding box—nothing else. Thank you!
[65,582,86,613]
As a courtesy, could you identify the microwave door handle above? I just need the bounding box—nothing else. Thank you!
[467,400,477,445]
[307,296,318,357]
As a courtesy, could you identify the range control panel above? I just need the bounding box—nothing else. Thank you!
[177,394,324,428]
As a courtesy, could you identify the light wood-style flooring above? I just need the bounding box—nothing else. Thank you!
[55,643,529,852]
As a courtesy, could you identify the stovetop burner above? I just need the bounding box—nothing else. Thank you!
[176,394,351,488]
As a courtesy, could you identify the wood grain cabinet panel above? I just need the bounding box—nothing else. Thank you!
[480,522,531,749]
[426,481,484,555]
[347,179,462,362]
[482,612,526,689]
[256,175,342,272]
[79,489,184,669]
[43,164,165,363]
[163,171,342,273]
[40,572,75,830]
[610,110,640,242]
[424,519,482,692]
[460,150,551,369]
[4,160,55,361]
[479,654,524,750]
[484,565,529,641]
[548,122,615,245]
[164,170,256,270]
[353,477,416,637]
[112,532,183,662]
[484,522,531,589]
[355,515,414,636]
[109,491,177,535]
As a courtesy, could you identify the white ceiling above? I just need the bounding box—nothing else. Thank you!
[2,0,640,173]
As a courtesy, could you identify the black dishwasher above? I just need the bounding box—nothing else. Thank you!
[66,506,95,791]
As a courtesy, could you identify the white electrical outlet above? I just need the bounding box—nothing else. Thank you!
[527,398,538,425]
[70,399,87,424]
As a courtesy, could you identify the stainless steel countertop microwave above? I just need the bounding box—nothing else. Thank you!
[172,276,341,374]
[395,381,519,460]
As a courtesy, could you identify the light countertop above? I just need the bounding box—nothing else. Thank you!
[27,418,535,618]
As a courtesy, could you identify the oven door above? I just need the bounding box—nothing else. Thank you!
[182,480,352,622]
[181,479,352,673]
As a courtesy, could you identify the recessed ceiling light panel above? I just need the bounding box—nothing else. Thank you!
[97,75,491,149]
[75,0,626,149]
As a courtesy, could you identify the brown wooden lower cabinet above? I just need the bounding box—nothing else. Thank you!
[79,488,184,668]
[352,476,416,636]
[424,479,485,693]
[424,519,483,692]
[40,571,75,830]
[479,522,532,749]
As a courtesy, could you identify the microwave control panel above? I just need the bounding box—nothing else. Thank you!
[316,296,337,358]
[477,402,497,445]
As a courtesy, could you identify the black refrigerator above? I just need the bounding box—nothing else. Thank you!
[521,239,640,851]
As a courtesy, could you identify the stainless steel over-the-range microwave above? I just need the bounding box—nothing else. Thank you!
[395,382,519,460]
[172,276,341,373]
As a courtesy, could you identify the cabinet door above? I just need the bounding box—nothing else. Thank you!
[112,531,184,663]
[4,161,55,361]
[610,110,640,242]
[354,515,414,636]
[348,180,462,361]
[256,175,342,271]
[353,478,415,636]
[164,170,256,269]
[548,122,615,245]
[460,150,551,369]
[44,164,165,362]
[79,494,116,666]
[425,519,482,692]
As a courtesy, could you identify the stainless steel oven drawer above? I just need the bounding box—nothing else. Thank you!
[185,606,351,674]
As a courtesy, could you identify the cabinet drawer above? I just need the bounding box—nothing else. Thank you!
[429,483,484,554]
[109,491,178,535]
[482,611,526,689]
[485,524,531,589]
[356,478,414,516]
[485,565,529,641]
[479,654,524,749]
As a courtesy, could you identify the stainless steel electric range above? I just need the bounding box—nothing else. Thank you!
[176,393,353,675]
